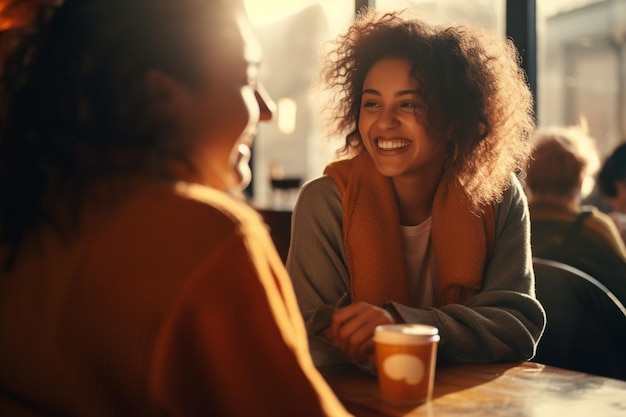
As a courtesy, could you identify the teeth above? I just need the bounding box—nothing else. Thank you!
[377,139,410,150]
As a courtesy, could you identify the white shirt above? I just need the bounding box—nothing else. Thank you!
[401,217,437,307]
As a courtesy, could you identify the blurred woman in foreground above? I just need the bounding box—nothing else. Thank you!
[0,1,349,416]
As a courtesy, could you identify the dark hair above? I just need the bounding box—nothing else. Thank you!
[0,0,230,267]
[320,9,535,209]
[598,142,626,198]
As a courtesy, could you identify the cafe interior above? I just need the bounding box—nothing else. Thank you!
[243,1,626,415]
[1,0,625,416]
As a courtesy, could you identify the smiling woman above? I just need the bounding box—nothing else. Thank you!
[286,8,545,369]
[358,57,445,202]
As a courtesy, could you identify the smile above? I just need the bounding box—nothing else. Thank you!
[376,139,411,150]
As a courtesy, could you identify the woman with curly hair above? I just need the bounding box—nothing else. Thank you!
[286,9,546,367]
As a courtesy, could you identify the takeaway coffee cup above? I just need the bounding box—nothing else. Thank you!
[373,324,439,404]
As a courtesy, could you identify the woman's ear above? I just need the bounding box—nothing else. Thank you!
[143,69,190,117]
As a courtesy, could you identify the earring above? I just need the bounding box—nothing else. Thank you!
[447,141,459,162]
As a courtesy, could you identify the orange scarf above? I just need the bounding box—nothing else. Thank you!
[324,152,495,307]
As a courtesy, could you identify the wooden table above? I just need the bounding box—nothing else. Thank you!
[318,361,626,417]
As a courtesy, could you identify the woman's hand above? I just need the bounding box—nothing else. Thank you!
[326,302,396,365]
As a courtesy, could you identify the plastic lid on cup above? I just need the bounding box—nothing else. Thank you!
[374,324,440,345]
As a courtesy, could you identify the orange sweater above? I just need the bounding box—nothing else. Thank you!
[324,152,495,307]
[0,180,350,417]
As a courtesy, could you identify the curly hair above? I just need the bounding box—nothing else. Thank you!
[0,0,233,266]
[320,9,535,209]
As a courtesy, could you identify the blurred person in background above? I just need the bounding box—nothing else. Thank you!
[598,142,626,244]
[0,0,350,416]
[526,125,626,305]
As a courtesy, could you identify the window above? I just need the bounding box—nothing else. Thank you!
[244,1,354,208]
[537,0,626,157]
[375,0,505,35]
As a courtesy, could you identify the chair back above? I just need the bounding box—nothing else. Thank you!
[532,257,626,380]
